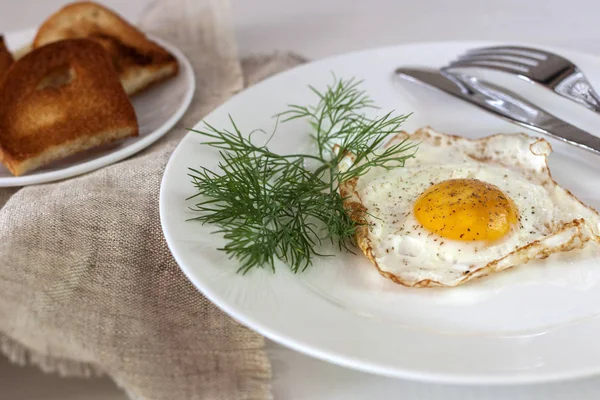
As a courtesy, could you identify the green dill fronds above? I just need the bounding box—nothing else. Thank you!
[187,76,416,273]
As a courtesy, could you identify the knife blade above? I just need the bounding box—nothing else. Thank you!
[394,67,600,156]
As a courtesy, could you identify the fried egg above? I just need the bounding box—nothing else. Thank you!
[339,127,600,287]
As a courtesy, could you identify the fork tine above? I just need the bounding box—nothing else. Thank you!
[458,52,540,66]
[444,60,530,75]
[456,54,538,67]
[465,45,550,60]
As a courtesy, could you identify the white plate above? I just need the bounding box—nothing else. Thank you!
[0,29,195,187]
[160,41,600,385]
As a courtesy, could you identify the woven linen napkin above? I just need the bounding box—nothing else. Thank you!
[0,0,304,398]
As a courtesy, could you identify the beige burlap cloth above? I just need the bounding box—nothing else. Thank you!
[0,0,304,398]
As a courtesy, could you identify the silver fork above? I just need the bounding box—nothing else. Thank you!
[443,45,600,114]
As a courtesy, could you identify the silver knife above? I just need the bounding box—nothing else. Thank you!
[395,67,600,156]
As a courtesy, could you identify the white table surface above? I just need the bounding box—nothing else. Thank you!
[2,0,600,399]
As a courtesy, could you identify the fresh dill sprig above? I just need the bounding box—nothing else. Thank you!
[187,77,416,274]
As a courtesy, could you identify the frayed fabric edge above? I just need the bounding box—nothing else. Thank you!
[0,333,105,378]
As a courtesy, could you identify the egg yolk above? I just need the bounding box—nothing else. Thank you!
[413,179,519,242]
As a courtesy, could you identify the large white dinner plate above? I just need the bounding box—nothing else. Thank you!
[0,29,195,187]
[160,41,600,385]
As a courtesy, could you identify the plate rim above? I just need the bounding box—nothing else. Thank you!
[160,39,600,385]
[0,28,196,187]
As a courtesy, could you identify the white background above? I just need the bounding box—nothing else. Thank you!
[2,0,600,398]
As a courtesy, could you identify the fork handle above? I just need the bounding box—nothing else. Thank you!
[554,69,600,113]
[587,89,600,113]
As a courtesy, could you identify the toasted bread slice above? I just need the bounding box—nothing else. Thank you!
[0,36,13,78]
[33,1,179,96]
[0,39,138,176]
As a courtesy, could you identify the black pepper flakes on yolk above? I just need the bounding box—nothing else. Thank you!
[413,178,519,242]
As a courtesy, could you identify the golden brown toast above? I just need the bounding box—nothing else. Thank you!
[0,39,138,176]
[0,36,13,78]
[33,1,179,96]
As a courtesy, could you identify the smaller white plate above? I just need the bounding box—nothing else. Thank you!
[0,29,195,187]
